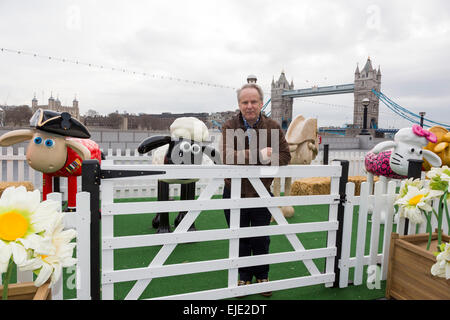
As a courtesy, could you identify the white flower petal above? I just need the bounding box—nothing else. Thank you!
[16,189,41,213]
[417,202,432,213]
[59,229,77,242]
[50,263,62,287]
[34,262,53,287]
[0,240,12,264]
[0,261,8,273]
[61,257,77,268]
[445,263,450,280]
[431,263,442,277]
[10,242,28,266]
[18,258,43,272]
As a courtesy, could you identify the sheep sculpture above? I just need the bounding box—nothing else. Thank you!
[364,124,442,223]
[138,117,221,233]
[365,125,441,180]
[272,115,319,218]
[0,109,102,210]
[423,125,450,170]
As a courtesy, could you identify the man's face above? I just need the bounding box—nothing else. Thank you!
[238,88,263,122]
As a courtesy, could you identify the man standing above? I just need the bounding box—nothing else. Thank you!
[221,83,291,297]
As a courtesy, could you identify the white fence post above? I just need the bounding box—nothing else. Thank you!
[381,181,397,280]
[6,147,13,181]
[47,192,65,300]
[353,181,370,286]
[228,178,241,288]
[101,179,115,300]
[368,181,383,267]
[74,192,91,300]
[338,182,355,288]
[46,191,91,300]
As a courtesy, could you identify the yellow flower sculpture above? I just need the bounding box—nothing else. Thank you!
[19,212,77,287]
[394,186,443,224]
[0,186,77,299]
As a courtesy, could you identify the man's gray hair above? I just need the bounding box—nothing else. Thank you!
[237,83,264,103]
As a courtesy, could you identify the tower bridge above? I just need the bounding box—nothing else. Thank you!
[270,57,381,132]
[282,83,355,98]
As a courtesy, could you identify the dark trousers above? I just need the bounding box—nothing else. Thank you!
[223,187,271,282]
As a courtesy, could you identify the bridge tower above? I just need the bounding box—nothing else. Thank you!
[353,57,381,129]
[271,71,294,130]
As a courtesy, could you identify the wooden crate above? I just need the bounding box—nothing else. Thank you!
[0,281,51,300]
[386,232,450,300]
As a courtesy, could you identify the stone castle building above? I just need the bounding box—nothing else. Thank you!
[31,94,80,119]
[270,71,294,130]
[353,57,381,129]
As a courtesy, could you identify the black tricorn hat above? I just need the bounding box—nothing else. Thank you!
[30,108,91,139]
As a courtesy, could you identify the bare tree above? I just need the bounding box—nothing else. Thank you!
[4,105,32,126]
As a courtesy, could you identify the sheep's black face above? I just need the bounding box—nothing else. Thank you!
[166,138,206,165]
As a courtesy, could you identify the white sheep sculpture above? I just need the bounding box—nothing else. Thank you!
[273,115,319,218]
[365,124,441,179]
[138,117,220,233]
[365,124,442,223]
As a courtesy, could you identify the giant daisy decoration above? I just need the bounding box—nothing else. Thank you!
[431,242,450,280]
[395,184,444,251]
[0,186,77,299]
[394,185,442,225]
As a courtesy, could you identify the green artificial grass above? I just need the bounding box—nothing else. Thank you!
[107,195,388,300]
[3,195,388,300]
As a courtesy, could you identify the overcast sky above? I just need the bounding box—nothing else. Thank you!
[0,0,449,128]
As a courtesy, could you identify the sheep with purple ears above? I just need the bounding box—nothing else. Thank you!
[364,124,442,223]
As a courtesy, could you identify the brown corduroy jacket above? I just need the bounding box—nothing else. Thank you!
[220,112,291,198]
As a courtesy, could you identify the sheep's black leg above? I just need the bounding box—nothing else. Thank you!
[154,180,171,233]
[174,182,196,231]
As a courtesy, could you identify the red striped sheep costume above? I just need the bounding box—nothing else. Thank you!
[0,109,102,210]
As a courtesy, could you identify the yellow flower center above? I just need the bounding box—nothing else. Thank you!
[0,211,29,241]
[408,194,425,206]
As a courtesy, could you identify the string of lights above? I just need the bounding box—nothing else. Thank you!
[0,46,393,116]
[0,47,239,90]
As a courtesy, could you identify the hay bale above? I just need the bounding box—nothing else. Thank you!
[290,177,331,196]
[290,176,379,196]
[0,181,35,196]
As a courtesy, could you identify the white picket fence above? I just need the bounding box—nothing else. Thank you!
[0,192,91,300]
[312,150,367,176]
[1,147,448,299]
[0,147,367,200]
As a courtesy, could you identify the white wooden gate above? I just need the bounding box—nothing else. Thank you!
[99,161,343,300]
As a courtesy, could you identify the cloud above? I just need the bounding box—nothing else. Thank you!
[0,0,448,129]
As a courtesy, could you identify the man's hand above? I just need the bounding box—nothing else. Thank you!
[260,147,272,164]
